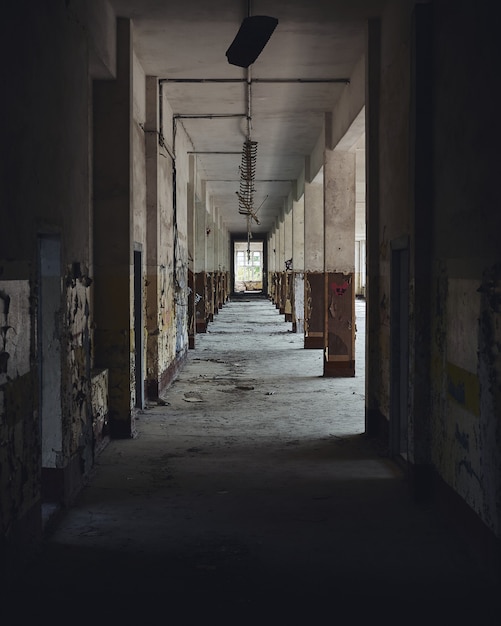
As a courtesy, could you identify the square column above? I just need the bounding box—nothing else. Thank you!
[206,206,216,321]
[304,179,324,348]
[187,155,196,348]
[194,191,208,333]
[323,149,356,377]
[278,209,286,313]
[145,75,161,394]
[284,204,293,321]
[273,217,281,308]
[267,232,276,300]
[93,18,135,437]
[292,195,305,333]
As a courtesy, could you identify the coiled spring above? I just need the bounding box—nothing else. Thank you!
[238,140,258,217]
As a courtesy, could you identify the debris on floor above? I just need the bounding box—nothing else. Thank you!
[183,391,204,402]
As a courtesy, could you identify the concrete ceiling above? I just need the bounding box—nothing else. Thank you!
[109,0,386,235]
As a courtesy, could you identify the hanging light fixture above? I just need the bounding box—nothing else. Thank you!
[225,15,278,68]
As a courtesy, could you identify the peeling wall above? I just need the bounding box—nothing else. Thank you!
[91,368,109,453]
[145,86,192,397]
[0,271,37,539]
[1,0,114,552]
[376,0,413,422]
[132,49,147,409]
[63,267,93,477]
[155,94,177,385]
[173,124,191,358]
[0,281,31,390]
[374,0,501,538]
[429,0,501,536]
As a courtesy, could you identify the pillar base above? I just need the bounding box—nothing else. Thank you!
[109,415,137,439]
[196,321,207,333]
[189,336,195,349]
[365,407,388,439]
[323,359,355,377]
[41,454,84,506]
[285,313,292,322]
[304,336,323,349]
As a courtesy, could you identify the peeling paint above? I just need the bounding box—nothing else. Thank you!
[63,267,93,475]
[0,281,31,390]
[454,424,470,451]
[446,362,480,416]
[0,276,36,538]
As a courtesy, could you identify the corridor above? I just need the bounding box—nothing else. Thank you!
[4,299,499,624]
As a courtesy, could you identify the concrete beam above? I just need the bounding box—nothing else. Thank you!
[329,55,366,151]
[304,180,324,272]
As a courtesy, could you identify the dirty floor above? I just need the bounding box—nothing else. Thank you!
[3,298,500,624]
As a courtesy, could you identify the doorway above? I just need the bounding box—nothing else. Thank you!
[390,237,409,459]
[233,240,263,294]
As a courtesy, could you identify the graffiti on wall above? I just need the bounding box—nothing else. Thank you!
[64,264,93,472]
[0,281,31,390]
[327,273,353,357]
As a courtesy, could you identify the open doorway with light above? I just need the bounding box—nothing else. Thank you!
[233,240,263,294]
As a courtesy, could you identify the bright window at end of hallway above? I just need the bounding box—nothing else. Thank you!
[234,241,263,292]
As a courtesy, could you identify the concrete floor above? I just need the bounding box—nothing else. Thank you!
[4,298,500,624]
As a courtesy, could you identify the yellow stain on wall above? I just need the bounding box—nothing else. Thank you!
[446,361,480,417]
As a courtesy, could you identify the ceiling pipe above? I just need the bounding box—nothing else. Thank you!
[160,78,350,84]
[174,113,246,119]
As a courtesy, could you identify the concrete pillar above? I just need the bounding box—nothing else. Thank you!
[355,139,366,297]
[215,211,224,311]
[206,204,216,321]
[273,219,281,308]
[220,223,229,303]
[274,223,280,306]
[365,18,383,436]
[292,195,305,333]
[284,204,293,321]
[187,155,196,348]
[304,178,324,348]
[214,215,221,309]
[268,232,275,300]
[407,4,433,493]
[93,18,135,437]
[279,210,286,271]
[278,210,286,313]
[144,75,161,395]
[323,149,356,377]
[194,188,208,333]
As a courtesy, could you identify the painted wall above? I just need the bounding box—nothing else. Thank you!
[132,49,147,409]
[173,124,192,358]
[374,0,501,539]
[1,0,114,558]
[376,0,413,422]
[144,85,176,397]
[429,0,501,537]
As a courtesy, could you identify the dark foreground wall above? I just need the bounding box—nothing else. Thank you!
[369,0,500,553]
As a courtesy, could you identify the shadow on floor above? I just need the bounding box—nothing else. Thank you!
[3,300,500,625]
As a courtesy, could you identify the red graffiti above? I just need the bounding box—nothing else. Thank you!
[330,281,349,296]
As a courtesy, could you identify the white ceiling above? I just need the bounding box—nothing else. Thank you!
[109,0,386,234]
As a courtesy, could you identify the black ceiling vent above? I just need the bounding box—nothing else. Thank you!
[226,15,278,68]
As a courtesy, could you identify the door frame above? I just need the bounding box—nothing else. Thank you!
[390,235,410,460]
[133,245,144,410]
